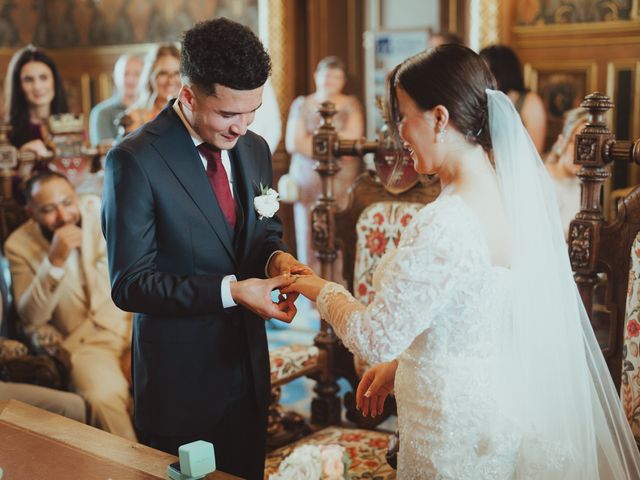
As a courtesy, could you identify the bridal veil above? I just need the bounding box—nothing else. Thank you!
[486,88,640,478]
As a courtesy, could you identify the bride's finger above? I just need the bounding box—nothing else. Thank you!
[376,393,386,416]
[356,374,373,410]
[286,291,300,302]
[361,395,370,417]
[290,265,314,275]
[280,285,297,295]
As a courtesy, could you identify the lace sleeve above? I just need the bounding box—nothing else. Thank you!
[317,201,477,364]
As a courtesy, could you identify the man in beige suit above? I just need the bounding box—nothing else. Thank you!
[5,171,135,440]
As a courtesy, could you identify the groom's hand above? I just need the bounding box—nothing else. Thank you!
[230,275,298,323]
[267,252,313,278]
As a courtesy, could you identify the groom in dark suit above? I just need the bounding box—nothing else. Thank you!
[101,18,306,479]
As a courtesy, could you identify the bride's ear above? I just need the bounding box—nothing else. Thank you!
[433,105,450,131]
[431,105,450,144]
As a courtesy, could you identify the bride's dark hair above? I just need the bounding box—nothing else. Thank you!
[388,44,496,153]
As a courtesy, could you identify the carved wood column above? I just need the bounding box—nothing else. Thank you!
[570,93,614,320]
[310,101,341,426]
[310,100,381,427]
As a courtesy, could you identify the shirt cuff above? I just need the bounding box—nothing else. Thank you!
[221,274,238,309]
[44,256,65,280]
[265,250,285,278]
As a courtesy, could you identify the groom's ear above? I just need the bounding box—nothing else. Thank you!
[180,85,196,112]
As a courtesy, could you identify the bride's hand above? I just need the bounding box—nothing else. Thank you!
[280,273,327,302]
[356,360,398,417]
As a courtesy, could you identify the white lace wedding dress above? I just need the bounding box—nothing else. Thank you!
[318,192,538,479]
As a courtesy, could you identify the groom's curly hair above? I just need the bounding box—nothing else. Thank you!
[180,18,271,96]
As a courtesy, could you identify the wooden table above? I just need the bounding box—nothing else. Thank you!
[0,400,240,479]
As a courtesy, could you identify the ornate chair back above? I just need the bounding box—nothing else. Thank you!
[340,172,439,301]
[569,93,640,444]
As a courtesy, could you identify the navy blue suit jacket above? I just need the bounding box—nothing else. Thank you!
[101,101,287,436]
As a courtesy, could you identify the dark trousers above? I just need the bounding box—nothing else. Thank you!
[138,392,267,480]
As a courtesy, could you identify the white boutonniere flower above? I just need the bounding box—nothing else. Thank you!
[254,183,280,219]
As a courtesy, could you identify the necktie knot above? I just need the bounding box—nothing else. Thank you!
[197,143,222,172]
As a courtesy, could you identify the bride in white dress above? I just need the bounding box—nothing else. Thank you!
[283,45,640,479]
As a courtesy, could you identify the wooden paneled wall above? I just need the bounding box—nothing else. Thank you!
[505,1,640,188]
[0,0,259,130]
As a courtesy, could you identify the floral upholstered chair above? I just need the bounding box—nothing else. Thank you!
[621,232,640,446]
[267,344,324,447]
[352,202,424,305]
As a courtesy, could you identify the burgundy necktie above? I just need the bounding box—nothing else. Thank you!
[197,143,237,230]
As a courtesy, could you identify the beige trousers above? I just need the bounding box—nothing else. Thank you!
[69,324,136,441]
[0,381,86,423]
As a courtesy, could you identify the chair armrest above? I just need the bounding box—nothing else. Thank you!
[29,324,65,349]
[0,337,29,362]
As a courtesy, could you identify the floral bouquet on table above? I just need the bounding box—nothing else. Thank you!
[270,444,350,480]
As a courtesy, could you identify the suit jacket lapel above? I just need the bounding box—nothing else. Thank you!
[149,106,236,261]
[230,139,257,260]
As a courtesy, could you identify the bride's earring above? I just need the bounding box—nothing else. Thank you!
[436,125,446,144]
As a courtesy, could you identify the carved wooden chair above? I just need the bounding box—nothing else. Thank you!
[267,343,325,448]
[569,92,640,446]
[266,102,439,477]
[266,331,397,478]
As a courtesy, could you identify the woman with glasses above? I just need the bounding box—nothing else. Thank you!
[119,44,181,136]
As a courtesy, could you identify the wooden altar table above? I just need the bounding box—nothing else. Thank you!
[0,400,239,479]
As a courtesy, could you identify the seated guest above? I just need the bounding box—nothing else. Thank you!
[4,45,68,157]
[119,44,180,136]
[479,44,547,154]
[0,252,86,423]
[89,54,143,146]
[4,171,135,440]
[545,107,588,240]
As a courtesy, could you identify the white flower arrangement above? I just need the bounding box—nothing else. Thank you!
[254,183,280,219]
[270,444,350,480]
